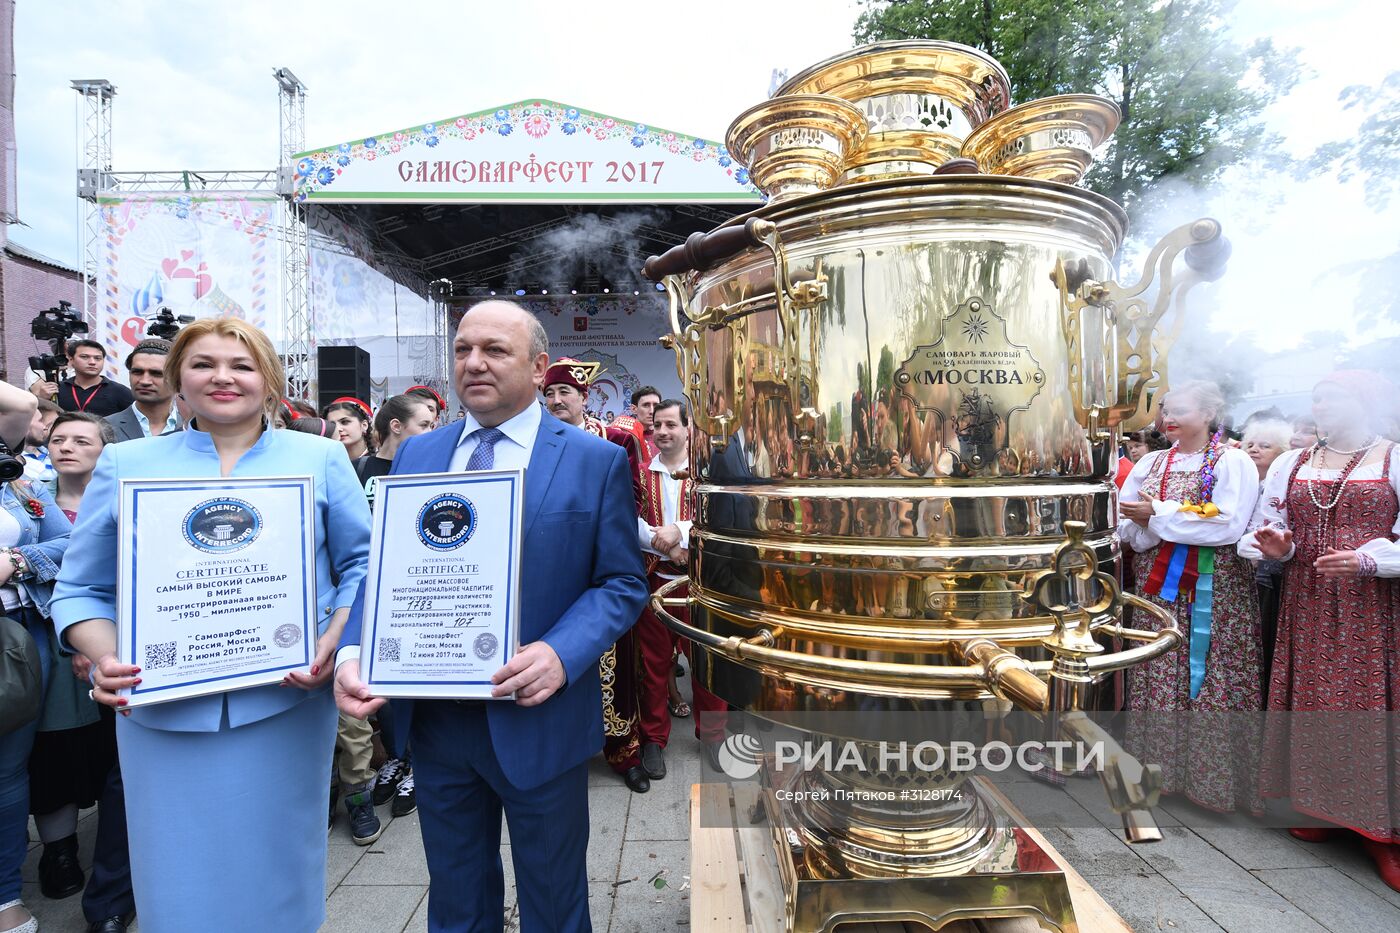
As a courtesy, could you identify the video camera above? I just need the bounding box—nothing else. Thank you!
[28,300,89,383]
[0,441,23,483]
[147,307,195,341]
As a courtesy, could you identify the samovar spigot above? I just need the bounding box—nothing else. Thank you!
[958,522,1177,843]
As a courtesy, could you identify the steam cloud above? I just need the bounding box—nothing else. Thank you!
[524,209,671,292]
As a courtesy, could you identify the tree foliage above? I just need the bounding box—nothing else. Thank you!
[1312,71,1400,209]
[852,0,1300,225]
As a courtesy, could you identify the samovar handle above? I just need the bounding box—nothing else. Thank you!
[1054,218,1231,432]
[643,217,771,280]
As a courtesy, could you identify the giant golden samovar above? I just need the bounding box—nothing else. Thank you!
[645,40,1229,933]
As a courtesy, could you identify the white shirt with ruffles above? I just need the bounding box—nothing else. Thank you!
[1117,445,1260,552]
[1237,445,1400,576]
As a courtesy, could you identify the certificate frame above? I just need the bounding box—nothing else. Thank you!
[361,469,523,699]
[116,475,318,707]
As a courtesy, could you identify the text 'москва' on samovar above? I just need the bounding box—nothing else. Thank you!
[643,40,1231,933]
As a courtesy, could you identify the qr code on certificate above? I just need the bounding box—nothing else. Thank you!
[377,638,401,663]
[144,641,178,670]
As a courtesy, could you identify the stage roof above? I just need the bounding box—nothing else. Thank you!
[295,99,761,293]
[312,201,746,294]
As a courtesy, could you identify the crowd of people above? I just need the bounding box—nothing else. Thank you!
[1,311,1398,932]
[0,305,718,933]
[1114,375,1400,892]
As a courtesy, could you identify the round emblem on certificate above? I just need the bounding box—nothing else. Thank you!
[274,624,302,648]
[473,632,499,660]
[416,494,477,551]
[182,497,263,554]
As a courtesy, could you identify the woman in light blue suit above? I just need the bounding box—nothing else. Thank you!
[50,318,370,933]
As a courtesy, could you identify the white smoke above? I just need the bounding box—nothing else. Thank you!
[527,209,672,292]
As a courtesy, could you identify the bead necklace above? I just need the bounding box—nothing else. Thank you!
[1304,439,1378,549]
[1317,434,1379,456]
[1157,430,1225,513]
[1304,440,1376,512]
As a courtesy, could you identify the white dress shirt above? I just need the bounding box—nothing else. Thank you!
[639,454,692,580]
[449,402,543,473]
[337,401,543,670]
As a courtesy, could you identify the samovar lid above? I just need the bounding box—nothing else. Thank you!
[776,40,1013,126]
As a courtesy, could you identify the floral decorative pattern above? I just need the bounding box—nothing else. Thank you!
[291,99,756,200]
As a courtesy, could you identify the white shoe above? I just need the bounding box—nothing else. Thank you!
[0,899,38,933]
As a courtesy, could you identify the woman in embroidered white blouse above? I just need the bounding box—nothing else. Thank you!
[1117,380,1263,813]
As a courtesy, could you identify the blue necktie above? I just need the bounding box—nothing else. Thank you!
[465,427,506,471]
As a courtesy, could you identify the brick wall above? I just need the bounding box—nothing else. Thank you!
[1,253,84,385]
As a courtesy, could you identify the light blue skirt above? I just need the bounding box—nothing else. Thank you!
[116,688,337,933]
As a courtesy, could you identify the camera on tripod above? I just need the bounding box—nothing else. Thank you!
[147,307,194,341]
[28,300,89,383]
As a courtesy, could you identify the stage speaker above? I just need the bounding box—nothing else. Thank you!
[317,345,371,413]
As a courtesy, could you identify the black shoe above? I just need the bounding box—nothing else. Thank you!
[372,757,407,806]
[641,742,667,780]
[39,833,85,899]
[88,912,135,933]
[328,789,339,832]
[346,791,384,845]
[623,766,651,793]
[390,769,417,818]
[701,740,725,773]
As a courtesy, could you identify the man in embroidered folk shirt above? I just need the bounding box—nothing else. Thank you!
[635,400,727,779]
[542,357,607,437]
[31,340,134,418]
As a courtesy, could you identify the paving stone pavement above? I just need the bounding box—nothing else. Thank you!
[21,714,1400,932]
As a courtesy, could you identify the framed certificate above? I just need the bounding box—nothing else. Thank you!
[361,470,523,699]
[116,476,318,707]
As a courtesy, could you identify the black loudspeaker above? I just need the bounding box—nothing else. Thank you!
[317,345,371,414]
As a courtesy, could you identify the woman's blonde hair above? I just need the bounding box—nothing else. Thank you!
[1161,380,1227,432]
[166,317,285,414]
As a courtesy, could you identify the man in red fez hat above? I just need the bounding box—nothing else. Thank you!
[542,357,607,437]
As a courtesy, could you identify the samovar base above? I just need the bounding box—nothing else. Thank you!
[763,778,1078,933]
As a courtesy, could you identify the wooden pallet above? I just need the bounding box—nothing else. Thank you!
[689,782,1132,933]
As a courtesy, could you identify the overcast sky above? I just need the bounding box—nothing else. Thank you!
[10,0,1397,353]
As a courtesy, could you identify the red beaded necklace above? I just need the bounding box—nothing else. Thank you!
[1304,440,1375,546]
[1156,434,1222,504]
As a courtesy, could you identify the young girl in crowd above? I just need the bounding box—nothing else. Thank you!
[324,398,373,460]
[51,318,370,932]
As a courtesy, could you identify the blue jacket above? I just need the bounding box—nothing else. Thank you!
[0,479,72,615]
[50,426,371,732]
[340,410,649,790]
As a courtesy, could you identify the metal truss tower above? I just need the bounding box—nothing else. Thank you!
[73,79,116,331]
[275,67,313,398]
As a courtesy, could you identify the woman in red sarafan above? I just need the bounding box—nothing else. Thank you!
[1240,369,1400,891]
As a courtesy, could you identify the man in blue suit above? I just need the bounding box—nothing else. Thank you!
[334,300,648,933]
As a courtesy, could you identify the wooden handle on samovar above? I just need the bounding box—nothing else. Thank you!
[642,217,771,280]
